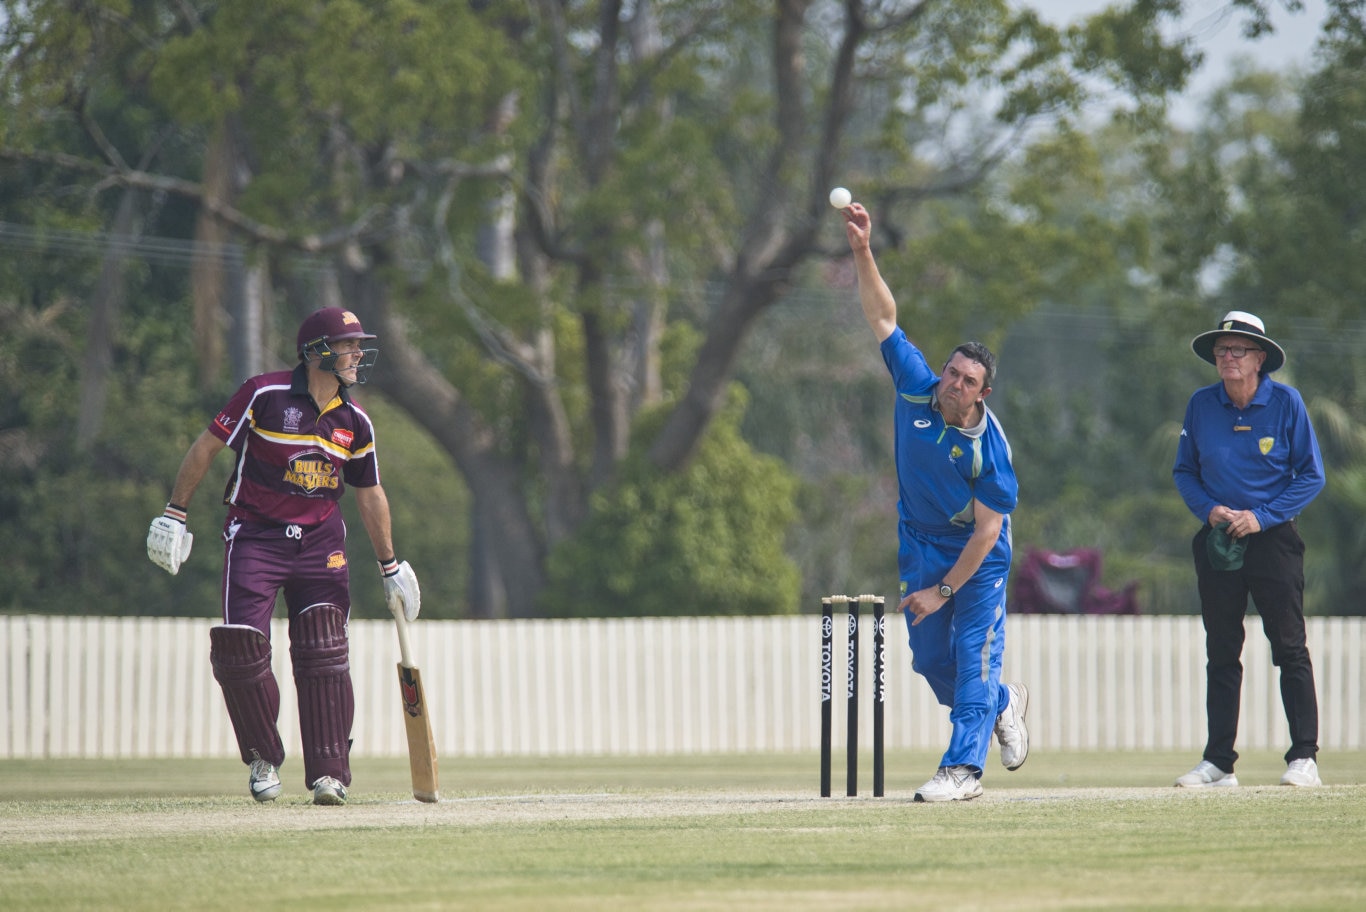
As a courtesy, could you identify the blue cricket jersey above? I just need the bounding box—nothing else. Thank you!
[881,327,1018,540]
[1173,377,1325,529]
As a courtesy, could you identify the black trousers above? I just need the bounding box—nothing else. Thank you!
[1192,520,1319,771]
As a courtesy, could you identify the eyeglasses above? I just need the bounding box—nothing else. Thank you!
[1212,345,1262,359]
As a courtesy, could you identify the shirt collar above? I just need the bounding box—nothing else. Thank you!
[931,387,988,439]
[1215,376,1272,409]
[290,362,351,407]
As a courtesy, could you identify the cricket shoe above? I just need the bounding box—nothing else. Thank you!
[1174,760,1238,788]
[913,765,983,803]
[249,755,282,803]
[1280,758,1322,787]
[312,776,348,806]
[994,682,1030,771]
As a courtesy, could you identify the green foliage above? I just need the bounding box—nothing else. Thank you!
[789,472,899,609]
[145,0,525,227]
[1010,483,1199,615]
[1152,24,1366,615]
[338,393,471,621]
[0,259,219,615]
[0,223,468,618]
[733,286,899,603]
[913,119,1217,615]
[1067,0,1199,99]
[541,387,800,617]
[5,0,1366,621]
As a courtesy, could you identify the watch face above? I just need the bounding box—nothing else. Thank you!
[939,584,953,598]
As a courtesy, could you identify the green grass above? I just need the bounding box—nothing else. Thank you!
[2,750,1365,910]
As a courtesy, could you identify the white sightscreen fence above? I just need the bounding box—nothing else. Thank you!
[2,614,1363,758]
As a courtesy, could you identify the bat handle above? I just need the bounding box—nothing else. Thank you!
[392,610,417,669]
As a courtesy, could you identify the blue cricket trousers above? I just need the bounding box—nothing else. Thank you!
[900,524,1012,773]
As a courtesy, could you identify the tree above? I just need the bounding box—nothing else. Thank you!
[1013,0,1366,615]
[1188,3,1366,613]
[2,0,1231,616]
[541,387,800,617]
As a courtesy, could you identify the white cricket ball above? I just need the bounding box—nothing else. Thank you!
[829,186,852,209]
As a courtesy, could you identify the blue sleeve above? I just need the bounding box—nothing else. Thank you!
[977,415,1018,516]
[1256,388,1325,529]
[880,327,937,394]
[975,458,1018,517]
[1173,394,1216,524]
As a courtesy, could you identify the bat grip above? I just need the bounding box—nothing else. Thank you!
[392,612,417,668]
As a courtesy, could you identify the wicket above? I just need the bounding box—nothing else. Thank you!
[820,594,885,797]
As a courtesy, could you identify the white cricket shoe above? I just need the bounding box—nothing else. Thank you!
[913,765,983,803]
[249,756,282,802]
[312,775,348,806]
[1280,758,1322,787]
[995,683,1030,771]
[1174,760,1238,788]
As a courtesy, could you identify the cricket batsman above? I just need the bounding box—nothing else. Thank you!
[146,306,420,805]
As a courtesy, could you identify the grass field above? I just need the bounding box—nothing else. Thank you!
[3,749,1365,910]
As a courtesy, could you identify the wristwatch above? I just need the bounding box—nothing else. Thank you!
[938,582,954,599]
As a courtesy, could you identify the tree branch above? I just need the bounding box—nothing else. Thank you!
[0,147,384,253]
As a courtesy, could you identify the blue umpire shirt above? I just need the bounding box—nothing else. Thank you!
[1173,377,1325,530]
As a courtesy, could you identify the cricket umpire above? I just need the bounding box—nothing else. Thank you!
[147,306,421,805]
[1173,310,1325,788]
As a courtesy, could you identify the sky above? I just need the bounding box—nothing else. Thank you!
[1031,0,1328,125]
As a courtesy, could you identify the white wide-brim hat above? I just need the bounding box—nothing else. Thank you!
[1191,310,1285,373]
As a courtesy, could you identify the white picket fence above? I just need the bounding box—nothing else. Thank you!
[2,614,1363,759]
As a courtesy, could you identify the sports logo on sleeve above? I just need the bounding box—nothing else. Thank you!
[331,428,354,449]
[285,452,340,493]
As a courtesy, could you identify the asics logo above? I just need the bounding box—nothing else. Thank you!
[913,419,932,429]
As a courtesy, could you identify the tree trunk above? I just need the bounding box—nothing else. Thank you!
[648,271,794,471]
[647,0,855,472]
[192,122,236,388]
[466,497,507,619]
[75,187,139,450]
[338,253,547,618]
[628,221,667,412]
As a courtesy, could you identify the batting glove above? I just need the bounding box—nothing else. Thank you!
[147,503,194,576]
[380,558,421,622]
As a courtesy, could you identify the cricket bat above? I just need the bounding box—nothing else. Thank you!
[392,612,439,803]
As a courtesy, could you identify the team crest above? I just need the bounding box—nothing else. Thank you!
[950,445,963,459]
[1259,437,1274,455]
[326,551,347,570]
[284,452,339,493]
[283,407,303,433]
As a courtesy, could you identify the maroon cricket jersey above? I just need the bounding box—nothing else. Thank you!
[208,364,380,527]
